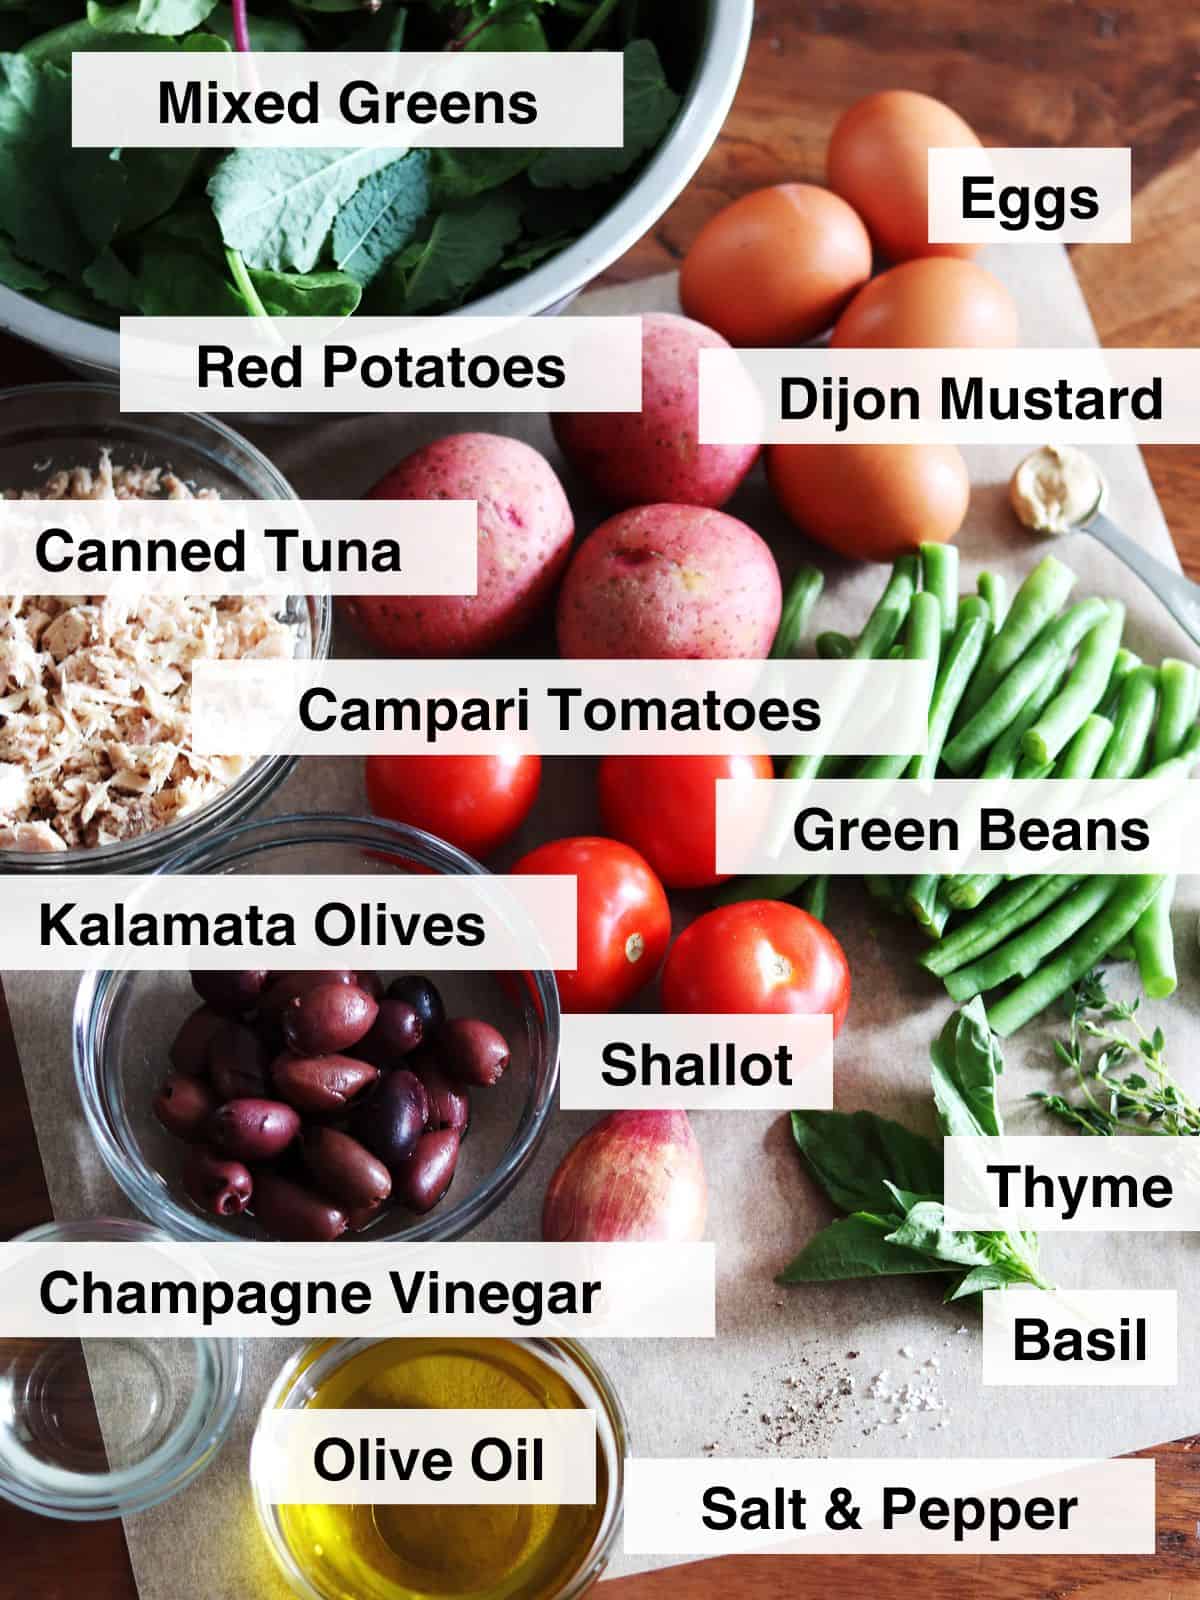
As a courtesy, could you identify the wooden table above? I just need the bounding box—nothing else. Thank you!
[5,2,1200,1593]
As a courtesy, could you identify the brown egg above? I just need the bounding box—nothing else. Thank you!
[831,258,1018,349]
[827,89,982,263]
[680,183,873,346]
[766,442,970,562]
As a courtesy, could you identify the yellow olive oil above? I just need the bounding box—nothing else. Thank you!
[275,1339,608,1600]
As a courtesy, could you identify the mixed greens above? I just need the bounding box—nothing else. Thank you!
[0,0,682,325]
[725,547,1200,1037]
[780,1000,1051,1300]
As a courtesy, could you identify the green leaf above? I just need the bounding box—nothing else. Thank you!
[331,149,429,285]
[886,1200,996,1269]
[336,5,406,50]
[945,1263,1025,1301]
[429,147,534,205]
[88,0,217,34]
[529,38,678,190]
[779,1213,956,1285]
[115,148,200,236]
[22,15,225,63]
[462,7,547,51]
[369,186,521,312]
[132,244,242,314]
[0,58,125,276]
[204,3,306,48]
[790,1109,942,1216]
[208,147,414,273]
[83,244,138,308]
[0,232,47,291]
[930,997,1004,1138]
[247,264,361,316]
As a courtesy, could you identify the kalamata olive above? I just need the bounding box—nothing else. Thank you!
[302,1126,392,1211]
[385,975,445,1034]
[153,1073,216,1142]
[352,999,423,1068]
[415,1060,471,1137]
[210,1098,300,1161]
[190,969,270,1018]
[352,1069,429,1172]
[252,1173,348,1241]
[281,982,378,1056]
[439,1018,510,1087]
[182,1147,253,1217]
[258,970,357,1026]
[394,1129,460,1213]
[169,1005,223,1077]
[272,1054,379,1115]
[347,1200,385,1232]
[355,970,384,1002]
[206,1021,269,1102]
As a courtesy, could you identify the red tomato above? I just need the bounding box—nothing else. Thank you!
[364,747,541,861]
[511,836,671,1014]
[597,753,774,890]
[661,900,851,1033]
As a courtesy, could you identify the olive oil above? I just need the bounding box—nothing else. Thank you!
[274,1339,609,1600]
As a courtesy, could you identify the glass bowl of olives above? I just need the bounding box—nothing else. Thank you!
[73,813,561,1243]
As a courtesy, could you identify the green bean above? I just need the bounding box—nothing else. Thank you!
[1021,601,1125,766]
[1099,648,1141,720]
[816,631,852,660]
[771,564,825,659]
[943,712,1114,912]
[711,871,810,908]
[857,593,943,780]
[920,541,958,645]
[980,653,1072,778]
[977,571,1008,628]
[1095,665,1159,778]
[865,874,908,914]
[1131,874,1177,998]
[942,596,1110,774]
[1109,937,1136,962]
[921,876,1076,977]
[945,875,1121,1003]
[801,874,830,923]
[910,596,990,782]
[1152,659,1200,766]
[952,553,1076,727]
[987,875,1166,1037]
[854,554,920,660]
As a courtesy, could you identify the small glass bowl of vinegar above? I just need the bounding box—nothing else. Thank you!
[253,1338,627,1600]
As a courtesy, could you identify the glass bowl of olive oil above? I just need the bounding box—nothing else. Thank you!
[252,1337,626,1600]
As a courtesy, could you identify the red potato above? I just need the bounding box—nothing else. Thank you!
[340,432,574,656]
[556,504,781,660]
[552,312,761,510]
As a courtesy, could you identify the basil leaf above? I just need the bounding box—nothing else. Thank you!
[930,996,1004,1138]
[209,147,414,273]
[886,1200,995,1269]
[790,1109,942,1216]
[529,39,679,190]
[945,1263,1022,1301]
[779,1213,956,1285]
[332,150,429,285]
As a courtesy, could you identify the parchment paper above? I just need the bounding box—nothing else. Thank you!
[9,244,1200,1597]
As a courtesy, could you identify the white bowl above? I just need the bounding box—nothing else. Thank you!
[0,1,753,379]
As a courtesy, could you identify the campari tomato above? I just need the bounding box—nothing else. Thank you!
[364,744,541,860]
[661,900,851,1033]
[511,836,671,1014]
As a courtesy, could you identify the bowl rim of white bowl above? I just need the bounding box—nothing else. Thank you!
[0,0,753,375]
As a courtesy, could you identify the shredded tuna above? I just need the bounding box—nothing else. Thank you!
[0,456,300,852]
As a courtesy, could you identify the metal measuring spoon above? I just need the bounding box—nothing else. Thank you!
[1010,444,1200,650]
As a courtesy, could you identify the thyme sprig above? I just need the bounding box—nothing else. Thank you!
[1031,967,1200,1136]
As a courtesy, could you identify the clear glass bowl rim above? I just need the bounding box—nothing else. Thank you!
[252,1335,628,1600]
[0,1216,244,1521]
[0,381,332,874]
[73,811,562,1244]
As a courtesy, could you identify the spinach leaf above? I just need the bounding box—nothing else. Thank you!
[116,148,201,236]
[462,6,547,51]
[930,995,1003,1138]
[335,5,406,50]
[780,1213,956,1285]
[132,244,242,314]
[87,0,218,34]
[790,1109,942,1216]
[369,186,521,312]
[430,148,534,205]
[331,149,429,285]
[247,263,361,315]
[83,244,138,308]
[529,38,678,190]
[208,147,414,273]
